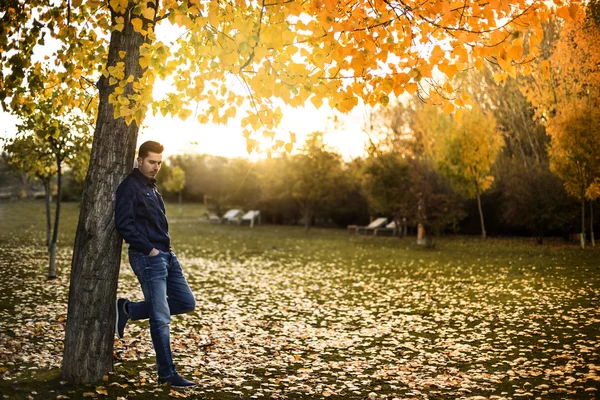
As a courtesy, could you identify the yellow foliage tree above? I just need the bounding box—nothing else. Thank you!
[163,165,186,216]
[436,107,504,239]
[523,4,600,248]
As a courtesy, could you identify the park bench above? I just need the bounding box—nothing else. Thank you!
[348,217,387,235]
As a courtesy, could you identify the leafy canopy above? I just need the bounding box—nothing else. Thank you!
[0,0,582,152]
[522,4,600,201]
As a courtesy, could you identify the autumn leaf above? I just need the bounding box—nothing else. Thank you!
[130,18,143,33]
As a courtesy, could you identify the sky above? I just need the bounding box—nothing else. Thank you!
[0,100,371,161]
[131,101,371,161]
[0,12,374,163]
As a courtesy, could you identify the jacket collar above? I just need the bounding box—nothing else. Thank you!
[132,168,157,187]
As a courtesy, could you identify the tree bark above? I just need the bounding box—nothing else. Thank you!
[303,205,312,231]
[44,179,51,249]
[48,158,62,280]
[61,2,152,384]
[581,198,586,249]
[591,200,595,247]
[476,184,486,239]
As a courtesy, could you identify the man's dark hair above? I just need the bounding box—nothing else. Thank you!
[138,141,164,159]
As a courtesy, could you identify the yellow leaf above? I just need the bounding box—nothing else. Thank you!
[337,97,358,113]
[439,63,458,80]
[569,3,580,19]
[405,83,418,95]
[178,108,192,120]
[507,45,522,61]
[430,45,445,63]
[286,45,298,57]
[139,57,150,69]
[310,95,323,109]
[131,18,143,33]
[454,108,463,122]
[493,72,506,83]
[142,7,155,20]
[118,51,126,59]
[225,107,236,118]
[96,386,108,395]
[442,101,454,114]
[72,0,82,7]
[556,5,570,20]
[474,57,484,71]
[285,143,293,153]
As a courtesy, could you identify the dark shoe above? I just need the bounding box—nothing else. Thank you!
[115,298,129,339]
[158,372,197,388]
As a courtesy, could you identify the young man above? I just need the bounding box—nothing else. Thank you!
[114,140,196,388]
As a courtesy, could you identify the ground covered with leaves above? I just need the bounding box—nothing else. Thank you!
[1,201,599,399]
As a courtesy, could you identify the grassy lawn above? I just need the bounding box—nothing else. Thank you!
[0,199,599,399]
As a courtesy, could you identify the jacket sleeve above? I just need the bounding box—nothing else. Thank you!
[115,182,154,255]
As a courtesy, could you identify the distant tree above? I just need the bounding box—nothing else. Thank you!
[163,165,186,217]
[169,154,209,203]
[411,159,465,248]
[255,156,298,225]
[289,132,346,230]
[468,67,549,168]
[548,103,600,248]
[0,152,21,191]
[4,101,91,278]
[436,108,504,239]
[225,158,261,211]
[499,160,578,244]
[524,5,600,248]
[3,134,56,247]
[328,160,369,228]
[361,151,413,236]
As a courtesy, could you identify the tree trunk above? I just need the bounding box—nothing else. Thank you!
[476,184,486,239]
[581,198,586,249]
[417,223,426,245]
[48,159,62,280]
[178,191,183,217]
[49,242,57,279]
[61,2,152,384]
[304,206,312,231]
[44,179,51,249]
[590,200,595,247]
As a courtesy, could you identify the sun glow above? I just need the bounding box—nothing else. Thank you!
[137,98,369,162]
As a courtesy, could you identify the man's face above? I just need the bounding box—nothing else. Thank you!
[138,151,162,180]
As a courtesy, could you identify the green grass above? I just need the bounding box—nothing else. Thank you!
[0,199,599,399]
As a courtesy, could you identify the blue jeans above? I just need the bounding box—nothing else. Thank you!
[127,249,196,377]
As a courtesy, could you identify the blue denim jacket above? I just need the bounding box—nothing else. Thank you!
[115,168,170,255]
